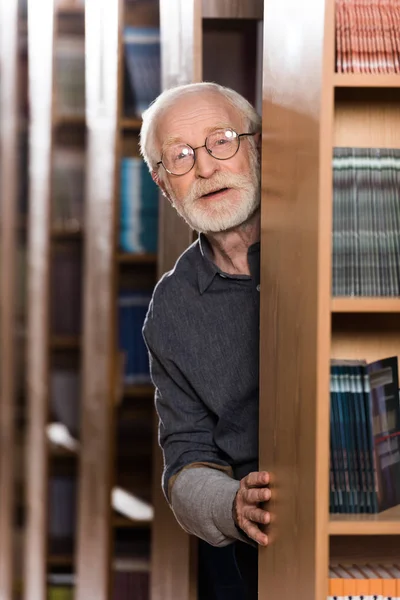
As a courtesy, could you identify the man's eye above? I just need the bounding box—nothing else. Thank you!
[215,137,229,145]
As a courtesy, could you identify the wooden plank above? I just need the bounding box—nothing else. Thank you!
[330,535,400,563]
[258,0,333,598]
[333,73,400,88]
[332,297,400,313]
[150,3,201,600]
[24,1,55,598]
[202,0,263,19]
[0,2,19,597]
[329,505,400,536]
[74,1,120,599]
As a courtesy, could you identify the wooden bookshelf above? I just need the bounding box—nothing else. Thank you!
[260,0,400,598]
[332,297,400,313]
[49,335,81,350]
[333,73,400,88]
[329,506,400,536]
[54,114,86,127]
[0,3,20,598]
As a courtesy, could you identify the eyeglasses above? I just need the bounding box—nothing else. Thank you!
[157,128,257,176]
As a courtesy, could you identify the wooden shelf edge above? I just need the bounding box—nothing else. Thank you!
[329,506,400,535]
[334,73,400,88]
[120,118,142,130]
[331,297,400,313]
[123,384,154,398]
[117,252,157,265]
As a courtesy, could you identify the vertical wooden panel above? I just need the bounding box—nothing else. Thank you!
[258,0,333,599]
[75,2,120,599]
[24,1,55,598]
[0,2,19,598]
[150,3,201,600]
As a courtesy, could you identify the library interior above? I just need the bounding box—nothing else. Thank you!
[1,0,400,598]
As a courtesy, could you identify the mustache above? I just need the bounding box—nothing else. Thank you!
[187,172,254,203]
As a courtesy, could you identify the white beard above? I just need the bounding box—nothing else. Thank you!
[164,149,261,234]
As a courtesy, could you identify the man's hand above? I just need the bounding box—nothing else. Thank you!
[232,471,271,546]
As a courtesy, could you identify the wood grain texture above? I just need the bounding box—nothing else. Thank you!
[334,88,400,148]
[334,73,400,88]
[259,0,333,598]
[329,505,400,535]
[24,1,55,598]
[332,297,400,313]
[0,3,19,598]
[330,535,400,563]
[331,314,400,363]
[202,0,263,19]
[151,3,201,600]
[75,2,120,599]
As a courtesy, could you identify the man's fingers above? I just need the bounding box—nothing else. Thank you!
[242,520,269,546]
[244,486,271,504]
[243,471,270,488]
[243,507,270,526]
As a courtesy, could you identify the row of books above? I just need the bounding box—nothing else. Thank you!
[52,148,85,232]
[118,291,151,385]
[123,27,160,118]
[54,36,85,117]
[329,563,400,599]
[332,147,400,297]
[330,356,400,514]
[47,567,149,600]
[335,0,400,73]
[120,158,159,254]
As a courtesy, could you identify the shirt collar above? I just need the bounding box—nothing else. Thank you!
[198,234,219,294]
[197,233,260,295]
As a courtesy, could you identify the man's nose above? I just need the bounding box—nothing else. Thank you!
[194,146,219,179]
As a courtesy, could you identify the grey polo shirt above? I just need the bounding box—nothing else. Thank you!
[142,233,260,501]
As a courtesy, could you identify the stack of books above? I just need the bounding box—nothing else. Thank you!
[329,356,400,514]
[329,563,400,599]
[335,0,400,73]
[332,147,400,297]
[52,148,85,232]
[54,36,85,117]
[120,158,159,254]
[50,245,82,336]
[123,26,161,117]
[50,369,81,437]
[118,291,152,385]
[48,476,76,555]
[48,574,73,600]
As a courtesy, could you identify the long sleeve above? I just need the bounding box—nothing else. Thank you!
[171,466,251,547]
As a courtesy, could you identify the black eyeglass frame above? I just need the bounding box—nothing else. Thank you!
[156,130,257,176]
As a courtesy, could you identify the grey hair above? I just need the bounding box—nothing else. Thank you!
[139,82,261,173]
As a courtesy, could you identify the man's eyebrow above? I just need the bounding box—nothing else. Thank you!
[162,124,236,149]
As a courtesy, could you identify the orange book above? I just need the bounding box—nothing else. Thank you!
[386,564,400,598]
[375,565,397,598]
[358,564,383,598]
[329,567,344,598]
[333,565,358,597]
[346,565,370,599]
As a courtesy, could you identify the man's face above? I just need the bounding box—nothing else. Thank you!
[153,92,261,234]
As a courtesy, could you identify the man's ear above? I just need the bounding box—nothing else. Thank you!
[152,170,172,203]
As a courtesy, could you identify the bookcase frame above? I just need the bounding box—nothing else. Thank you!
[0,2,19,598]
[259,0,400,598]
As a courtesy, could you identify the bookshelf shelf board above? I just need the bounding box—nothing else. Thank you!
[120,118,142,130]
[113,516,151,529]
[329,505,400,535]
[117,252,157,265]
[50,335,81,350]
[331,297,400,313]
[54,114,86,127]
[333,73,400,88]
[47,554,74,567]
[123,384,154,398]
[51,228,83,240]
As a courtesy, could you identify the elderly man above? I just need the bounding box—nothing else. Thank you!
[140,82,270,599]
